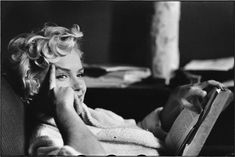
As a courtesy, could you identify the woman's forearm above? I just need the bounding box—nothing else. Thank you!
[54,106,106,155]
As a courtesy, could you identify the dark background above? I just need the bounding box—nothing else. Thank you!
[1,1,234,155]
[1,1,234,68]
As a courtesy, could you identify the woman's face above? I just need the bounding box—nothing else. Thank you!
[52,48,87,103]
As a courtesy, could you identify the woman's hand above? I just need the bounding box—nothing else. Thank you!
[48,64,82,115]
[160,80,225,132]
[49,64,74,111]
[48,64,106,155]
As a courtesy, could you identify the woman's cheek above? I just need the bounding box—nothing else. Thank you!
[56,80,70,88]
[82,81,87,93]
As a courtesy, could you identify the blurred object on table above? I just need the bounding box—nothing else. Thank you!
[169,57,234,88]
[184,57,234,71]
[84,64,151,88]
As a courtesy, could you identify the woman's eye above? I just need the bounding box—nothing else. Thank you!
[77,72,84,78]
[56,74,68,80]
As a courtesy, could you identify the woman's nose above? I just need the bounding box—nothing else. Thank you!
[72,78,84,91]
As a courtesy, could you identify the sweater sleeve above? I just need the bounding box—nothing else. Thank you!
[28,124,82,156]
[138,107,167,140]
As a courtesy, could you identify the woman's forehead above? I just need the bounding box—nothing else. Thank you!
[54,49,83,71]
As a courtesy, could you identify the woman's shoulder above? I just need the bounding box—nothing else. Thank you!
[30,118,63,145]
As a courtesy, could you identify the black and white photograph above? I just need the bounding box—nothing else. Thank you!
[1,1,234,156]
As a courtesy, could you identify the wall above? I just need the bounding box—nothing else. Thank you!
[179,2,234,66]
[1,1,112,68]
[110,1,234,66]
[1,2,234,69]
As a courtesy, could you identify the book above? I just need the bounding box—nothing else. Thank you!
[164,87,233,156]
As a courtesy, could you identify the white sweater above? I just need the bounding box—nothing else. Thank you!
[28,103,166,156]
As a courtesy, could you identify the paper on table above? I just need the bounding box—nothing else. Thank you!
[222,80,234,88]
[184,57,234,71]
[85,64,150,72]
[84,66,151,88]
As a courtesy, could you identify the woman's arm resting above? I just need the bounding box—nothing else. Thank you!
[54,104,106,155]
[138,107,167,140]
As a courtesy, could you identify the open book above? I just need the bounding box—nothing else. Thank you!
[165,87,233,156]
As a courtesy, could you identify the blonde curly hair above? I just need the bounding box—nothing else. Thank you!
[8,24,83,103]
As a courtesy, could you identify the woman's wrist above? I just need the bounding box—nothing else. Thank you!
[54,103,106,155]
[54,103,80,130]
[55,102,75,115]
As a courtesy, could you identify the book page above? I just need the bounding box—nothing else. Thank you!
[165,109,200,153]
[165,87,234,156]
[182,89,233,156]
[165,88,219,154]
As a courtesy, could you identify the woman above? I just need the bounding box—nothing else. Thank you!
[6,24,224,156]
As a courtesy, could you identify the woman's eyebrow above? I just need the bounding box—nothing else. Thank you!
[55,65,84,73]
[55,65,70,72]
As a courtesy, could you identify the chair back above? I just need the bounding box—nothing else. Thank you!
[1,77,25,155]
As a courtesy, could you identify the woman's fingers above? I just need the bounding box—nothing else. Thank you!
[74,94,83,115]
[187,86,207,98]
[172,80,224,114]
[197,80,225,90]
[180,98,202,114]
[180,86,206,113]
[49,64,56,90]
